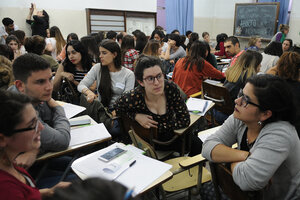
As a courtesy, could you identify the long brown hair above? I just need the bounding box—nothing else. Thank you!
[143,39,160,57]
[183,40,206,72]
[50,26,66,55]
[99,40,121,107]
[277,51,300,81]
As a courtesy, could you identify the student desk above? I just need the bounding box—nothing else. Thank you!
[71,143,173,197]
[198,126,237,149]
[72,167,173,195]
[35,115,111,183]
[36,115,111,161]
[174,102,215,155]
[37,115,112,162]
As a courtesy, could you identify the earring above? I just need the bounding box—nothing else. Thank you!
[258,121,262,125]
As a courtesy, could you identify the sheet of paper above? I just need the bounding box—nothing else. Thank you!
[187,98,212,113]
[71,143,172,196]
[204,79,221,85]
[198,126,221,142]
[57,101,86,119]
[69,123,111,147]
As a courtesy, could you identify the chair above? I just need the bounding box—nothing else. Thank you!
[128,129,211,199]
[122,116,176,160]
[202,81,234,116]
[209,162,262,200]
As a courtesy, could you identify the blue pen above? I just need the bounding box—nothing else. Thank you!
[202,101,208,113]
[123,188,134,200]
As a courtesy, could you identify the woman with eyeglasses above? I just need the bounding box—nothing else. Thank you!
[114,55,202,156]
[202,74,300,199]
[0,90,70,199]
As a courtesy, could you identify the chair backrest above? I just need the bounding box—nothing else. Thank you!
[128,129,158,159]
[121,116,158,142]
[209,162,262,200]
[202,81,234,115]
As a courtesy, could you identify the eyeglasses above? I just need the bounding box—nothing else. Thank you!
[237,89,263,109]
[11,118,40,134]
[143,73,164,84]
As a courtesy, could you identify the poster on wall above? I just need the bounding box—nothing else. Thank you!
[126,17,155,36]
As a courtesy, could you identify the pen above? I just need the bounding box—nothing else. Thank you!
[129,160,136,167]
[202,101,208,113]
[123,187,135,200]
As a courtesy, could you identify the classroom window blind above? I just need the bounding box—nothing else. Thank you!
[86,9,156,35]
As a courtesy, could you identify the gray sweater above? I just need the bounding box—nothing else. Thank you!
[77,63,135,107]
[8,85,70,154]
[202,115,300,200]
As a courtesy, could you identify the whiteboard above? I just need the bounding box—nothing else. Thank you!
[126,17,155,36]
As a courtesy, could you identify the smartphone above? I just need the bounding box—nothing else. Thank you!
[98,147,127,162]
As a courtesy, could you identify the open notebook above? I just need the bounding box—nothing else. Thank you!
[71,143,172,196]
[186,98,213,116]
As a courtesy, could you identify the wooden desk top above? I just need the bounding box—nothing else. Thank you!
[174,103,215,135]
[37,115,111,161]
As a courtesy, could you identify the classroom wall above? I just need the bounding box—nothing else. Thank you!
[0,0,157,39]
[194,0,300,48]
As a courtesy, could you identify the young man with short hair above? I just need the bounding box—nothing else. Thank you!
[224,36,243,67]
[8,53,70,168]
[0,17,19,45]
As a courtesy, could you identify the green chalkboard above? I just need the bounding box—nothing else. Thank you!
[234,3,279,39]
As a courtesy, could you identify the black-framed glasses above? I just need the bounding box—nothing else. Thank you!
[237,89,263,109]
[11,118,40,134]
[143,73,164,84]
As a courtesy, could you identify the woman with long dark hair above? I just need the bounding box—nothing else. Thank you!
[173,40,225,96]
[53,40,92,94]
[78,40,135,108]
[121,35,139,71]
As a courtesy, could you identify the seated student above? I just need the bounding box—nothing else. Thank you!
[46,177,135,200]
[80,35,100,63]
[161,33,186,63]
[143,39,169,74]
[282,38,293,52]
[270,51,300,138]
[10,30,26,54]
[106,30,117,41]
[224,36,243,67]
[116,31,125,46]
[53,40,94,104]
[45,26,66,61]
[186,32,199,54]
[6,34,21,60]
[224,50,262,103]
[150,29,168,54]
[0,55,13,90]
[202,31,215,52]
[173,40,225,96]
[114,55,202,156]
[0,17,19,45]
[259,41,282,73]
[24,35,59,72]
[214,33,228,58]
[245,36,261,51]
[204,41,218,68]
[202,74,300,200]
[132,30,147,54]
[78,40,135,109]
[0,90,70,200]
[57,33,79,62]
[8,53,70,169]
[171,29,180,35]
[121,35,139,71]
